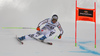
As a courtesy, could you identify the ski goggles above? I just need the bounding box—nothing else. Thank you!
[52,19,57,22]
[52,16,58,19]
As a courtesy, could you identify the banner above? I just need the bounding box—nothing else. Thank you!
[76,7,95,22]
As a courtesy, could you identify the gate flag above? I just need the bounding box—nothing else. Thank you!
[75,0,96,48]
[76,7,95,22]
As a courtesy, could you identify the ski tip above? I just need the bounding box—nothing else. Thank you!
[22,42,24,44]
[49,43,53,45]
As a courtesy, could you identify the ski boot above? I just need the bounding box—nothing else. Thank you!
[39,36,47,42]
[18,36,25,41]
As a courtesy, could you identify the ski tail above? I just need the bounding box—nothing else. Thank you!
[16,35,23,44]
[32,37,52,45]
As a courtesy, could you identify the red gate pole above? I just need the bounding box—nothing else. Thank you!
[94,2,96,48]
[75,0,77,47]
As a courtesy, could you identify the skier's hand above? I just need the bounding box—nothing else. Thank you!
[37,27,40,31]
[58,34,62,39]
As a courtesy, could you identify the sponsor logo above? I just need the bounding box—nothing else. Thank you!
[79,9,93,17]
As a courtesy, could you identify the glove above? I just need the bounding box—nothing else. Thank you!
[36,27,40,31]
[58,34,62,39]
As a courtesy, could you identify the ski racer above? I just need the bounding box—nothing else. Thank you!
[18,14,64,41]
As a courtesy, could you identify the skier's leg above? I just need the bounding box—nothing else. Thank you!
[28,31,42,38]
[49,29,56,37]
[39,29,50,41]
[39,29,56,41]
[18,31,42,41]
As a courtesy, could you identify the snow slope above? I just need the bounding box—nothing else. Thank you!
[0,0,100,56]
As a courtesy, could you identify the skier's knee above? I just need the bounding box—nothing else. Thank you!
[28,34,34,38]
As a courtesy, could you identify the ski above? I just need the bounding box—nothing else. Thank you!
[16,35,23,44]
[32,37,52,45]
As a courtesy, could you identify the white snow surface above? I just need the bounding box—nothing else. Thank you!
[0,0,100,56]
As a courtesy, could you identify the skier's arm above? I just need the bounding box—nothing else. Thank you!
[37,19,48,31]
[38,19,48,27]
[57,23,64,39]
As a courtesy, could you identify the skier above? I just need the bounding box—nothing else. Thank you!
[18,14,64,41]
